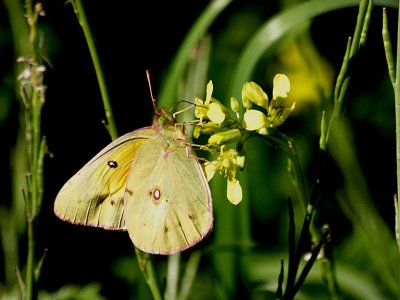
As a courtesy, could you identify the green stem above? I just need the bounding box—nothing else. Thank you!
[177,252,202,300]
[264,130,308,212]
[284,198,297,296]
[69,2,165,297]
[395,196,400,253]
[71,0,118,140]
[327,0,372,144]
[383,1,400,242]
[335,0,366,92]
[134,248,162,300]
[31,91,40,217]
[167,253,180,300]
[395,2,400,202]
[23,2,47,299]
[25,219,36,300]
[382,8,396,84]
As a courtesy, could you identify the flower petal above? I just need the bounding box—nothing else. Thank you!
[205,80,213,105]
[243,110,269,130]
[207,102,226,124]
[273,74,290,99]
[204,162,216,182]
[270,102,296,127]
[227,178,243,205]
[194,98,208,121]
[242,81,269,109]
[236,155,246,169]
[256,127,268,135]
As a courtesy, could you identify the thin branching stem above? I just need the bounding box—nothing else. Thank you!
[383,6,398,185]
[327,0,372,144]
[383,2,400,253]
[22,2,48,299]
[308,1,373,298]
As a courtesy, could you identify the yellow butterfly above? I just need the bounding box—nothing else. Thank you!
[54,106,213,255]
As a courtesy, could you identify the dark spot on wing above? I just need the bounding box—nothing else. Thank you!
[125,188,133,196]
[108,160,118,168]
[94,194,107,207]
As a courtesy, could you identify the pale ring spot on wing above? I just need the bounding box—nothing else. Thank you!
[149,187,162,204]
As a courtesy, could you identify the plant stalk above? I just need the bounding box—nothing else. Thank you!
[71,0,118,140]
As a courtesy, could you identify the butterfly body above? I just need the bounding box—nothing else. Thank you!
[54,115,213,255]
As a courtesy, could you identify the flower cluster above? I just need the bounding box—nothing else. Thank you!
[17,56,47,109]
[194,74,294,204]
[242,74,294,134]
[204,146,245,205]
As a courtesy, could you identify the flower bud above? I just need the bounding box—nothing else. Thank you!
[208,129,242,146]
[230,97,240,113]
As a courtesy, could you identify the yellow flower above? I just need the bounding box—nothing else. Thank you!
[242,81,269,110]
[195,81,229,126]
[193,76,295,205]
[204,146,245,204]
[268,74,295,127]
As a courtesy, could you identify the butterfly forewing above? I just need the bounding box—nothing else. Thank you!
[54,129,156,230]
[123,126,213,254]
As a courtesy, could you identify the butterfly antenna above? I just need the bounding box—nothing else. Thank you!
[146,70,158,114]
[172,103,195,120]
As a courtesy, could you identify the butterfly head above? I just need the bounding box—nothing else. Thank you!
[154,106,175,127]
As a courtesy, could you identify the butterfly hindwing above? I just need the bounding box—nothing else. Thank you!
[54,128,156,230]
[123,126,213,254]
